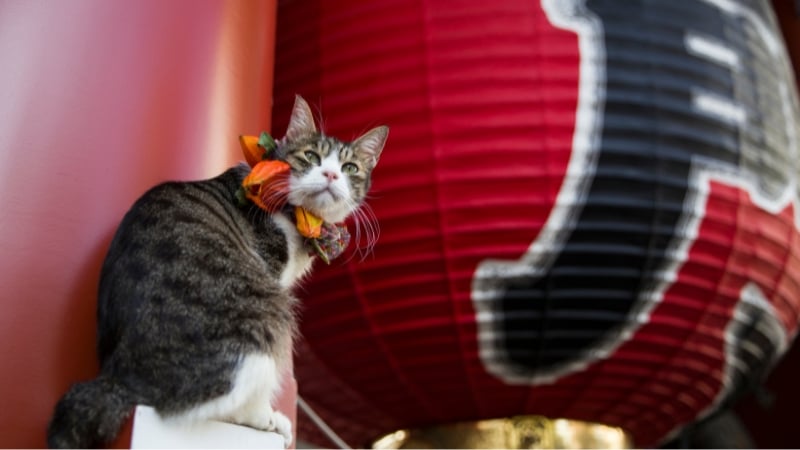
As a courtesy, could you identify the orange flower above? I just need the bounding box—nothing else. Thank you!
[241,160,291,211]
[239,135,264,167]
[294,206,323,238]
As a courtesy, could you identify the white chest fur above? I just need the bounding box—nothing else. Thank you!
[272,214,315,289]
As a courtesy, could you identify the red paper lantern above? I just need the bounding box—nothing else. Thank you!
[273,0,800,447]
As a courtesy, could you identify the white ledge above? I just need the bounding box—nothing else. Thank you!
[130,405,285,449]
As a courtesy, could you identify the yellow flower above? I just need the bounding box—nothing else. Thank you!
[294,206,323,238]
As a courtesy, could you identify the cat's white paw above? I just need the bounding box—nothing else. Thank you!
[266,411,293,448]
[230,404,293,447]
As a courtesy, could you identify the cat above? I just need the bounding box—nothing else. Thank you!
[46,95,388,448]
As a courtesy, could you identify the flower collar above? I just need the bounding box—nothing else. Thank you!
[236,132,350,264]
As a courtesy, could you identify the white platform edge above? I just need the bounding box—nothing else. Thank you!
[130,405,285,449]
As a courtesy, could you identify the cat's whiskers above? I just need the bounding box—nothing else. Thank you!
[356,202,380,258]
[261,180,292,213]
[340,197,379,262]
[244,195,270,226]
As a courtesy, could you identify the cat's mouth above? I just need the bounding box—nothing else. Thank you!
[313,187,340,202]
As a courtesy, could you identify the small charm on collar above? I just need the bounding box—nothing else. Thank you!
[308,222,352,265]
[295,206,351,264]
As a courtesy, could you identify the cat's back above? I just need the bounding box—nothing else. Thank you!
[96,165,292,363]
[114,165,246,244]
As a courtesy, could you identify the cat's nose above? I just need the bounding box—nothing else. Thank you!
[322,170,339,181]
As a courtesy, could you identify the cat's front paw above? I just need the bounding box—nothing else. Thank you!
[266,411,293,448]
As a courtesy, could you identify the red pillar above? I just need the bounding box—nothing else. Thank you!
[0,1,290,447]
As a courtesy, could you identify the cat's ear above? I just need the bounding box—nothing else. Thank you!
[352,125,389,168]
[285,95,317,141]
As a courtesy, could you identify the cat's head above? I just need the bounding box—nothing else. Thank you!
[279,95,388,224]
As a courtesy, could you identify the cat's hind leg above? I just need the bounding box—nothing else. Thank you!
[165,353,292,447]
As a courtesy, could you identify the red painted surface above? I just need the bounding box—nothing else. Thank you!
[0,1,285,447]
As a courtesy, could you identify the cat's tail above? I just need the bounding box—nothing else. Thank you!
[47,376,135,449]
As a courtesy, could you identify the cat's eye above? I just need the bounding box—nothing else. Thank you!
[342,162,359,175]
[304,151,321,165]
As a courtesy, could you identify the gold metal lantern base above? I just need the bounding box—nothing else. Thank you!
[372,416,633,449]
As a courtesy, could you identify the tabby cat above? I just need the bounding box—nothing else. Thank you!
[47,95,388,448]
